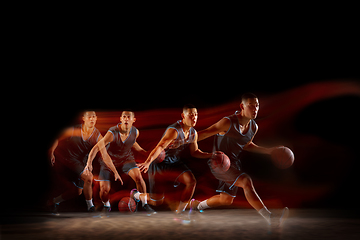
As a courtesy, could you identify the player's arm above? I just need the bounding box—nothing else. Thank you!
[132,130,147,156]
[137,128,178,173]
[243,128,274,155]
[48,127,74,166]
[197,118,230,141]
[189,131,213,159]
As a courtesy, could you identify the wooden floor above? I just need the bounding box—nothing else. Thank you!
[1,209,360,240]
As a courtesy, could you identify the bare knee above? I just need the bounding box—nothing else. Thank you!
[100,182,110,195]
[82,172,93,184]
[237,174,254,190]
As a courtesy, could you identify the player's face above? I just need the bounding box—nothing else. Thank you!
[182,108,198,127]
[120,111,136,129]
[83,111,97,128]
[242,98,259,119]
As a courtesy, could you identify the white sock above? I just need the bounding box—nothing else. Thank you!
[197,200,210,211]
[102,200,110,207]
[134,192,141,201]
[258,207,271,224]
[53,195,64,204]
[140,194,148,207]
[86,199,94,210]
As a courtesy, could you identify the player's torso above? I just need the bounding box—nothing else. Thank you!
[57,124,101,162]
[106,124,137,162]
[164,120,196,164]
[214,111,257,161]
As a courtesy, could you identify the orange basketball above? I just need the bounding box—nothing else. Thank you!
[271,147,294,169]
[210,151,231,173]
[118,197,136,212]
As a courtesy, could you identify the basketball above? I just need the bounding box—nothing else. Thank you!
[210,151,231,173]
[118,197,137,212]
[271,146,294,169]
[155,150,166,163]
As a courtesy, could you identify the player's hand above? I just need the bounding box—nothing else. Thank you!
[269,145,284,154]
[114,172,123,185]
[137,162,150,173]
[83,165,93,176]
[50,154,55,166]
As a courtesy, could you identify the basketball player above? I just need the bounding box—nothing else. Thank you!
[48,111,119,213]
[137,104,213,215]
[190,93,289,227]
[84,111,155,214]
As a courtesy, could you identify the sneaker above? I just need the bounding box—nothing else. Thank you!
[270,207,289,227]
[189,199,203,214]
[174,210,191,225]
[143,204,157,215]
[51,203,60,216]
[88,206,96,212]
[130,188,140,203]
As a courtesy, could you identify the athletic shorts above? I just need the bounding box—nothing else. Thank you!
[148,160,191,202]
[54,158,85,189]
[209,158,245,198]
[95,160,138,181]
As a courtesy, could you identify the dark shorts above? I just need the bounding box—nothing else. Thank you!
[148,160,191,202]
[208,158,245,198]
[54,158,85,189]
[95,160,138,181]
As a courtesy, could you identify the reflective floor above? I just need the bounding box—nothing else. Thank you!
[1,209,359,240]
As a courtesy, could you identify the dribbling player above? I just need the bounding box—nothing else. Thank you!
[85,111,155,214]
[137,104,214,216]
[48,111,112,213]
[191,93,289,227]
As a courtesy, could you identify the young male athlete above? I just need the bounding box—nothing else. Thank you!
[84,111,155,213]
[137,104,214,215]
[48,111,119,213]
[190,93,289,227]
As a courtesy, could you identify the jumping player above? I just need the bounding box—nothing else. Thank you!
[84,111,155,214]
[191,93,289,227]
[137,104,213,215]
[48,111,119,213]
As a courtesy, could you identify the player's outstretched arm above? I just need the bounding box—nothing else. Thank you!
[48,127,74,166]
[137,128,178,173]
[85,132,123,184]
[189,132,213,159]
[243,129,282,155]
[198,118,230,141]
[132,130,147,156]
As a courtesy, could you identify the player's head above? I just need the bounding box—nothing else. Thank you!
[182,104,198,127]
[240,93,259,119]
[82,111,97,128]
[120,110,136,130]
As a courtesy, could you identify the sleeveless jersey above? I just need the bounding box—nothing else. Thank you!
[163,120,196,164]
[214,111,258,162]
[55,124,101,164]
[106,123,137,166]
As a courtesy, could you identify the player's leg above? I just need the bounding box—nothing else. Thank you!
[235,173,289,226]
[175,171,196,213]
[80,171,95,211]
[234,173,265,211]
[128,167,146,193]
[99,181,111,209]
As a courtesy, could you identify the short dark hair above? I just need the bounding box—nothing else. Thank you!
[241,93,258,102]
[121,109,135,117]
[83,110,96,116]
[183,104,196,112]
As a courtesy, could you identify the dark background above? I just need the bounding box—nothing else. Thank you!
[5,27,359,214]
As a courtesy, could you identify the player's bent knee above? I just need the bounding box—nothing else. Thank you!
[220,194,234,205]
